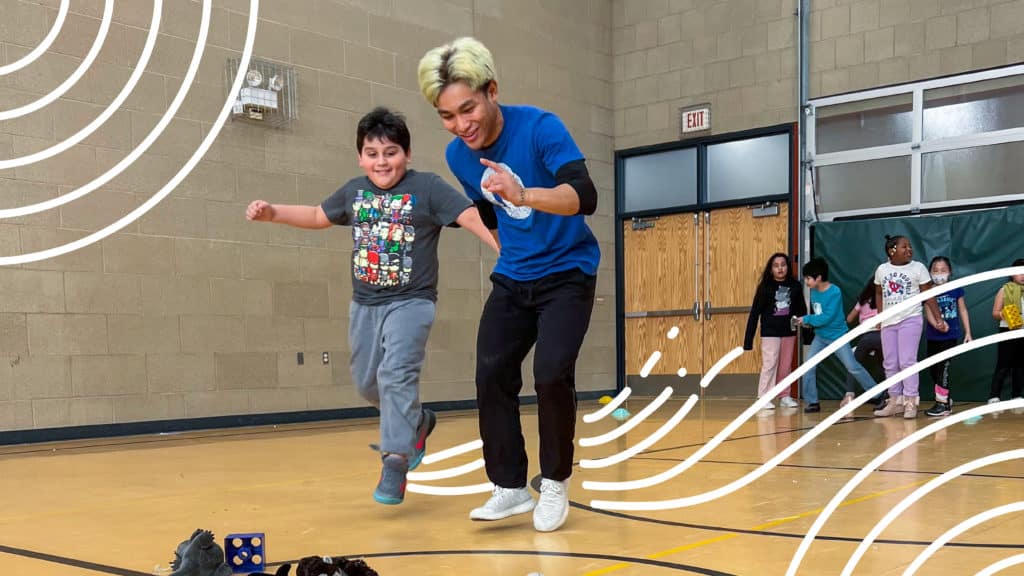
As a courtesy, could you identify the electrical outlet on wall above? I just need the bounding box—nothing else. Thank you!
[322,351,330,365]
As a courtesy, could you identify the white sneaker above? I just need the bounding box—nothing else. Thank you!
[533,478,569,532]
[763,401,776,410]
[470,486,535,521]
[779,397,799,408]
[989,397,1001,404]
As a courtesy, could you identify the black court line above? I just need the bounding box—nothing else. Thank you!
[635,456,1024,481]
[0,544,150,576]
[568,501,1024,549]
[266,550,736,575]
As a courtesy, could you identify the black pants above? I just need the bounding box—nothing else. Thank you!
[991,328,1024,399]
[845,330,883,394]
[927,338,957,400]
[476,269,596,488]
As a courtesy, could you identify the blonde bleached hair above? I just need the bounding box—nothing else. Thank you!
[417,37,496,106]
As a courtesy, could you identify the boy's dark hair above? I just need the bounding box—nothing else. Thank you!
[802,258,829,281]
[356,107,411,153]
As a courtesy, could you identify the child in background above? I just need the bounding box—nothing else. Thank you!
[923,257,972,417]
[989,258,1024,403]
[872,235,946,419]
[796,258,877,414]
[744,253,807,410]
[842,277,886,410]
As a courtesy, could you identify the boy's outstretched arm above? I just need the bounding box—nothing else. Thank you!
[246,201,332,229]
[455,207,500,254]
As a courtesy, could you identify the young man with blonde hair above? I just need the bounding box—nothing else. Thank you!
[418,37,600,532]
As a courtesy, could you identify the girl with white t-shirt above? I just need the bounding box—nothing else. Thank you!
[989,258,1024,403]
[872,235,947,419]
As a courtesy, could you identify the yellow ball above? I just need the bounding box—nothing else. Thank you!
[598,395,613,405]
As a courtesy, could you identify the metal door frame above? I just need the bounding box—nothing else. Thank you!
[614,123,797,391]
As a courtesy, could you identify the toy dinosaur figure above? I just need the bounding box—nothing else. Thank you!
[295,555,379,576]
[168,529,232,576]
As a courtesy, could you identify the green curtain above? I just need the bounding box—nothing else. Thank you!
[810,204,1024,401]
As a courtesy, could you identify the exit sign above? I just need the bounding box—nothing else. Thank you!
[681,106,711,134]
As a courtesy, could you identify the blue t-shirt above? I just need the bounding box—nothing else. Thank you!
[445,105,601,281]
[926,287,964,341]
[803,284,846,341]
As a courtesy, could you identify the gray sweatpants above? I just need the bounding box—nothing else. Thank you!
[349,298,435,455]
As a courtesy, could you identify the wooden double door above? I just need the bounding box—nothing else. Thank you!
[623,203,791,393]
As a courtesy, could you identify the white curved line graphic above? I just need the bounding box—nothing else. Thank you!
[580,393,699,469]
[903,502,1024,576]
[0,0,164,170]
[0,0,112,121]
[586,331,1024,500]
[0,0,259,266]
[583,387,631,424]
[422,439,483,466]
[407,459,485,482]
[583,267,1024,496]
[842,449,1024,575]
[579,386,673,448]
[0,0,69,76]
[977,554,1024,576]
[0,0,215,218]
[407,482,494,496]
[783,398,1024,576]
[700,346,742,388]
[640,351,662,378]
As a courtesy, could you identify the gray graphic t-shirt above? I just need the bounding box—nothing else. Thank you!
[320,170,472,305]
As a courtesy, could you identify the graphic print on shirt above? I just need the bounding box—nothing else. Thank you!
[936,293,958,321]
[350,190,416,287]
[773,286,792,316]
[881,270,915,307]
[480,162,532,220]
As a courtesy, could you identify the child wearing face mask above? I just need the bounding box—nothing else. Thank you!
[923,256,972,417]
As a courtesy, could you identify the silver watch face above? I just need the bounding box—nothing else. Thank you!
[245,69,264,87]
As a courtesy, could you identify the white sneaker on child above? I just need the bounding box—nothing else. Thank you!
[533,478,569,532]
[779,397,799,408]
[470,486,535,521]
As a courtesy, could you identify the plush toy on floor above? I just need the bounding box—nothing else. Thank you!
[295,555,379,576]
[168,529,233,576]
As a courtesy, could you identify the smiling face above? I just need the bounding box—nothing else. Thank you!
[358,136,408,190]
[890,238,913,265]
[434,80,502,150]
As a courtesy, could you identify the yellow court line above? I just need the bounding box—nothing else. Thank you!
[581,479,929,576]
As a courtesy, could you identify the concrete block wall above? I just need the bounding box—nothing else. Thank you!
[612,0,1024,149]
[0,0,615,432]
[810,0,1024,97]
[612,0,800,150]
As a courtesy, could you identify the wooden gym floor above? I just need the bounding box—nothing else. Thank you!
[1,398,1022,575]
